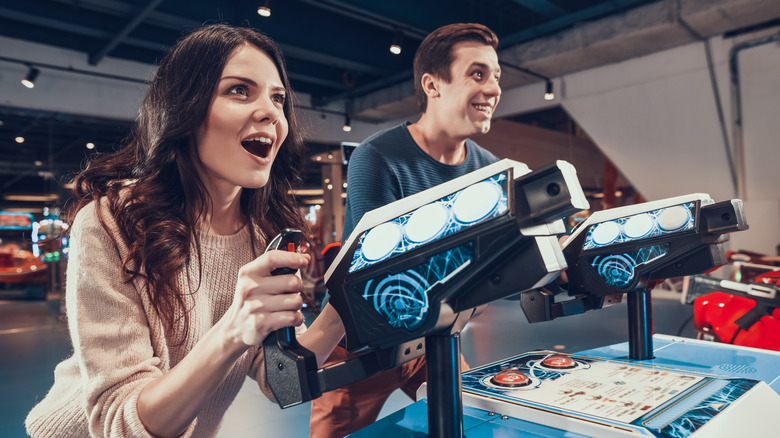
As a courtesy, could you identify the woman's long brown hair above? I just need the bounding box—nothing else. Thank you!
[68,24,308,342]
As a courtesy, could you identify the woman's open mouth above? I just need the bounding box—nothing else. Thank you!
[241,137,273,158]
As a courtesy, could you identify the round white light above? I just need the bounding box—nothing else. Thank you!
[658,206,690,231]
[591,221,620,245]
[623,213,654,238]
[361,222,402,261]
[405,203,449,243]
[452,181,501,224]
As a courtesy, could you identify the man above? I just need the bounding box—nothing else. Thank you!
[310,23,502,438]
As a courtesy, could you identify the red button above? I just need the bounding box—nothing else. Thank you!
[491,369,531,387]
[542,354,576,369]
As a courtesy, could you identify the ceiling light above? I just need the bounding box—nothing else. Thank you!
[389,30,403,55]
[15,136,25,143]
[544,80,555,101]
[342,116,352,132]
[21,66,40,88]
[257,1,271,17]
[86,142,95,149]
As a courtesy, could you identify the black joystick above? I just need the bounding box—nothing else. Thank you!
[262,229,319,408]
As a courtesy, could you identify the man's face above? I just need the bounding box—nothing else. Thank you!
[433,41,501,137]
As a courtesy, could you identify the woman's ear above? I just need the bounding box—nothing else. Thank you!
[420,73,440,99]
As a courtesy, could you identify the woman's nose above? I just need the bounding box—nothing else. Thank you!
[251,97,280,124]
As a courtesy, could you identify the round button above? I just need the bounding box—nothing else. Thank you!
[624,213,654,239]
[452,181,501,224]
[591,221,620,246]
[658,205,690,231]
[542,354,577,369]
[490,369,531,387]
[361,222,402,261]
[405,203,449,243]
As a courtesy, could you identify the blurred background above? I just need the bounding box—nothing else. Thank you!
[1,1,779,436]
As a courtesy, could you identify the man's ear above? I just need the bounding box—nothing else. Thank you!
[420,73,440,99]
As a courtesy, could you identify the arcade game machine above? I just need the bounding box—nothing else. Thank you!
[682,257,780,352]
[261,160,778,437]
[0,211,47,299]
[32,214,69,313]
[447,194,778,438]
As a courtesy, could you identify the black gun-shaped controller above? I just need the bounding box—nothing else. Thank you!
[261,229,321,408]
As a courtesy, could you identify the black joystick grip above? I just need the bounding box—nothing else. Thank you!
[262,228,319,408]
[266,228,304,276]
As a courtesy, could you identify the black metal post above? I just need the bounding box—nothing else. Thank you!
[425,332,464,438]
[627,289,654,360]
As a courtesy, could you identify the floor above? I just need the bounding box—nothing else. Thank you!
[0,287,697,437]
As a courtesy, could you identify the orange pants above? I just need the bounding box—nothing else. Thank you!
[309,345,469,438]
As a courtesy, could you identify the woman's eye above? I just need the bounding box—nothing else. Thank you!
[272,93,286,105]
[228,85,249,96]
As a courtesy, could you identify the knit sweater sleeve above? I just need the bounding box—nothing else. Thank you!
[67,201,196,438]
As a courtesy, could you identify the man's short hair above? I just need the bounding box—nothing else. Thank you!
[413,23,499,113]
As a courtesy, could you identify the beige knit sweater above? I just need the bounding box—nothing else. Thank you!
[26,201,298,437]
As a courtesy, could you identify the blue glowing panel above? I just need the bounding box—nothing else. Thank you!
[348,172,508,273]
[357,244,474,331]
[583,202,695,251]
[591,244,668,289]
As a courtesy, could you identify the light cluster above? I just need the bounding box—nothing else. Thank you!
[348,172,509,273]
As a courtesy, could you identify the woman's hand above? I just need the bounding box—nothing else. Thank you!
[224,250,311,347]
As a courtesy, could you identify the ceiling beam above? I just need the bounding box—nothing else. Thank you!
[511,0,567,18]
[0,7,164,51]
[89,0,164,65]
[295,0,430,39]
[500,0,650,47]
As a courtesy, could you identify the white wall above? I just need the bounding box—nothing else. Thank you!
[495,33,780,255]
[0,36,149,120]
[729,38,780,254]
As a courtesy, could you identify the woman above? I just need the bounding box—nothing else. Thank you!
[26,24,344,438]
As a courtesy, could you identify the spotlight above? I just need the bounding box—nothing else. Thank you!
[544,80,555,101]
[389,30,403,55]
[15,136,25,143]
[257,1,271,17]
[86,142,95,150]
[21,66,40,89]
[342,116,352,132]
